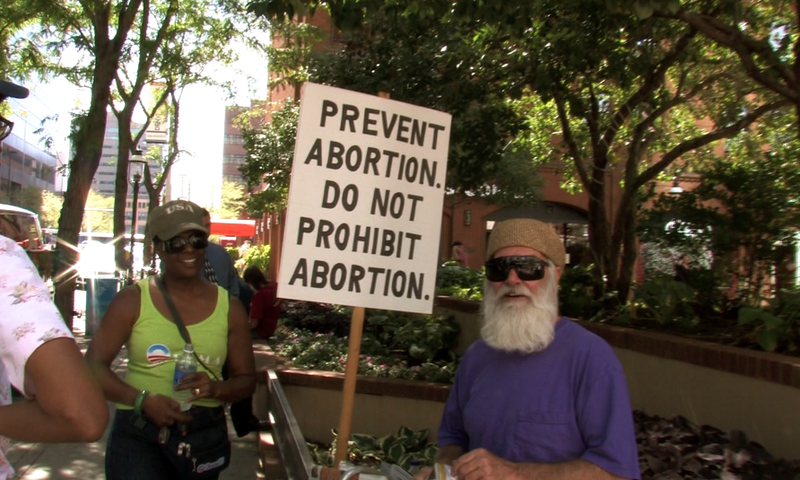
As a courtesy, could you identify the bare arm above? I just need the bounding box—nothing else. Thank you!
[0,338,108,442]
[452,448,630,480]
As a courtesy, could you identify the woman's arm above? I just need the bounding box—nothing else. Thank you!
[0,338,109,442]
[0,237,108,442]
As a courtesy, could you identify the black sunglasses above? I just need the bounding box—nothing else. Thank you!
[159,234,208,254]
[485,256,548,282]
[0,116,14,142]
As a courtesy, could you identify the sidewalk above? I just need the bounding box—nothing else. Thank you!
[6,313,264,480]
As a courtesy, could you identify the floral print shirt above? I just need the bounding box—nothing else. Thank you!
[0,235,72,479]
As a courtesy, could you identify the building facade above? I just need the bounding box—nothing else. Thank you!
[0,86,58,203]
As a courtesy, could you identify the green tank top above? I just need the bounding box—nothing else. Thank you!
[118,277,228,409]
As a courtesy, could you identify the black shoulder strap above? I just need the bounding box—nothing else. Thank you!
[153,275,220,380]
[155,275,192,345]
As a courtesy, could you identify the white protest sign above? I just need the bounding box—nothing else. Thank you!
[278,83,452,314]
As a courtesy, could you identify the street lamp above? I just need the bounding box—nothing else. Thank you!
[128,151,147,282]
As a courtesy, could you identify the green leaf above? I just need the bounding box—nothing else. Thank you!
[760,313,784,330]
[757,328,778,352]
[351,433,377,451]
[738,307,764,325]
[632,1,654,19]
[666,0,680,14]
[378,434,395,453]
[396,426,415,441]
[385,442,407,463]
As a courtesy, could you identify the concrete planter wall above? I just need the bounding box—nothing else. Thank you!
[266,297,800,460]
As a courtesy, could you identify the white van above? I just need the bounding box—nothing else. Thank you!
[0,203,45,252]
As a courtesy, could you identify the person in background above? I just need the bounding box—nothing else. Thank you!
[86,200,255,479]
[225,265,278,438]
[0,79,108,480]
[451,241,468,266]
[199,208,240,297]
[416,218,640,480]
[242,265,281,341]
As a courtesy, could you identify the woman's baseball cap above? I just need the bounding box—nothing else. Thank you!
[147,200,208,240]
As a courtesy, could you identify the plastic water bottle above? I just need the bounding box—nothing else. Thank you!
[173,343,198,411]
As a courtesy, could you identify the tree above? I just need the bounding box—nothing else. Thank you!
[308,6,532,199]
[482,1,790,301]
[308,0,790,302]
[218,179,247,218]
[18,0,147,327]
[108,0,254,271]
[641,108,800,302]
[239,100,298,215]
[627,0,800,138]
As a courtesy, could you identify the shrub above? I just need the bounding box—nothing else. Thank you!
[269,310,461,384]
[240,244,270,273]
[435,261,484,301]
[308,426,437,470]
[559,264,604,321]
[738,290,800,354]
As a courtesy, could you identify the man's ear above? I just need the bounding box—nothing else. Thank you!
[554,265,564,284]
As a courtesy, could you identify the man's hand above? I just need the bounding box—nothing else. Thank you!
[451,448,520,480]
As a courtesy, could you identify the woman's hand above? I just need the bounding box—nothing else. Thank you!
[175,371,218,401]
[140,393,193,427]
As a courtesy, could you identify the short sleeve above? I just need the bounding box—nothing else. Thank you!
[576,346,641,479]
[0,236,73,394]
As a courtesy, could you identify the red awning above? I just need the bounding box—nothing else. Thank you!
[209,219,256,237]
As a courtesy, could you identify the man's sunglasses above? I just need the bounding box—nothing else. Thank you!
[485,256,548,282]
[159,234,208,254]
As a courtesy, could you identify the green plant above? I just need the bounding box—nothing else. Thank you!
[226,246,239,265]
[241,244,270,273]
[268,323,460,384]
[559,264,604,321]
[738,291,800,353]
[308,426,438,470]
[364,311,460,364]
[632,274,699,328]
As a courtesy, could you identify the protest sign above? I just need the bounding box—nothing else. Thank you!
[278,83,452,314]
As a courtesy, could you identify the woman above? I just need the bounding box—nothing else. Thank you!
[86,200,255,480]
[242,265,281,340]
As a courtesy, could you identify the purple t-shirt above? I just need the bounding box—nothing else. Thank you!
[438,318,640,479]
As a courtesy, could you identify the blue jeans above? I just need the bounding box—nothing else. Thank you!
[106,406,229,480]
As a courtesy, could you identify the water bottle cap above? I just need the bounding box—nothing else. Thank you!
[184,343,194,353]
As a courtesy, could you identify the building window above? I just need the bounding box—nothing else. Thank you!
[464,210,472,226]
[224,134,244,145]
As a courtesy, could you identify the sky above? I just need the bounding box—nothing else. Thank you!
[24,34,269,211]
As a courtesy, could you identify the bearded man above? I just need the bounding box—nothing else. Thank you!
[418,218,640,480]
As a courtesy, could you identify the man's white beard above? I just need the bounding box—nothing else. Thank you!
[480,271,559,354]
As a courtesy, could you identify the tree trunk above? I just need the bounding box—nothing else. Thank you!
[586,175,610,280]
[53,47,121,328]
[113,115,134,271]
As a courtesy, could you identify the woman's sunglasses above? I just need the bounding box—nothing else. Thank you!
[485,256,548,282]
[159,234,208,254]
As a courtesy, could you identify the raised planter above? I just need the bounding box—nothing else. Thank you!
[263,296,800,461]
